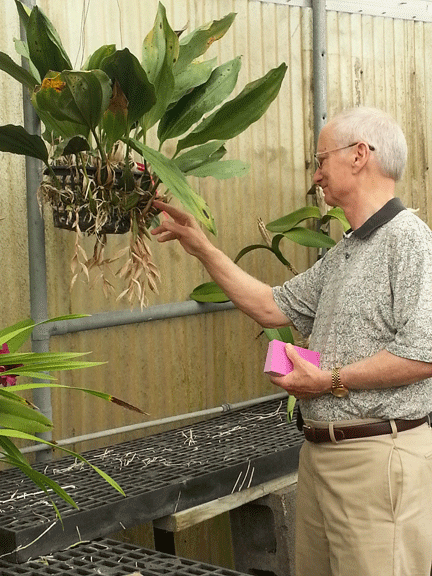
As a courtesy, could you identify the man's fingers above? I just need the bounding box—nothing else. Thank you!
[153,200,193,225]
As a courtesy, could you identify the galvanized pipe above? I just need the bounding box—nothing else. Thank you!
[22,0,52,460]
[17,392,288,455]
[312,0,328,146]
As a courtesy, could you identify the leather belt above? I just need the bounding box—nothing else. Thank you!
[303,416,429,443]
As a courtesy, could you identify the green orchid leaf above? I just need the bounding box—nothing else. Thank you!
[15,1,31,30]
[321,207,350,232]
[187,159,249,179]
[26,5,72,79]
[283,227,336,248]
[158,56,242,145]
[32,70,112,132]
[10,383,146,415]
[171,58,217,103]
[271,235,294,266]
[176,63,287,152]
[234,243,276,263]
[101,48,156,127]
[287,395,296,423]
[0,397,53,433]
[263,327,295,344]
[56,135,91,157]
[175,13,236,73]
[126,138,217,234]
[36,106,90,141]
[2,360,105,379]
[0,436,29,465]
[12,39,41,83]
[142,3,178,130]
[189,281,230,303]
[174,141,226,173]
[83,44,116,71]
[0,52,38,90]
[0,429,126,498]
[266,206,322,233]
[0,124,48,164]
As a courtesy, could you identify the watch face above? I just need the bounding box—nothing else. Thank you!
[332,386,349,398]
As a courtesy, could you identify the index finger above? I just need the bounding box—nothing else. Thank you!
[153,200,188,220]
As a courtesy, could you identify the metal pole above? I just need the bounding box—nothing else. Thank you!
[312,0,328,147]
[21,0,53,461]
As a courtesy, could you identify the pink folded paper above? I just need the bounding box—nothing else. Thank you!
[264,339,321,376]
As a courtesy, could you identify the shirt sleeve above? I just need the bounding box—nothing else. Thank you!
[386,216,432,363]
[272,256,325,338]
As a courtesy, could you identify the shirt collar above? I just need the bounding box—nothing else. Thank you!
[344,198,406,240]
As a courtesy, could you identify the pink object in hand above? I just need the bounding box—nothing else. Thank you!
[264,339,321,376]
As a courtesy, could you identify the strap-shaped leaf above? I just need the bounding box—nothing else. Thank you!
[0,52,38,90]
[175,13,236,73]
[171,58,217,103]
[283,227,336,248]
[26,5,72,79]
[141,3,179,130]
[15,1,31,30]
[174,141,226,173]
[266,206,322,232]
[263,327,294,344]
[176,63,287,152]
[321,207,350,231]
[189,281,230,303]
[186,159,249,179]
[0,124,48,164]
[126,137,217,234]
[0,397,53,433]
[158,57,241,145]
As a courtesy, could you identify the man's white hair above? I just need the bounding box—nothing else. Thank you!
[329,107,407,181]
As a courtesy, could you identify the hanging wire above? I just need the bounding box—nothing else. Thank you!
[74,0,92,68]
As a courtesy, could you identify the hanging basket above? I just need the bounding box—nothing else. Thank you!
[43,164,153,235]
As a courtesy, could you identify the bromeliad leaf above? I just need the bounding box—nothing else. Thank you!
[126,138,217,234]
[158,57,242,145]
[0,125,48,164]
[176,63,287,152]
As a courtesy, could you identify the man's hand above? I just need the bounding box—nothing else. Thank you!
[268,344,331,399]
[151,200,213,259]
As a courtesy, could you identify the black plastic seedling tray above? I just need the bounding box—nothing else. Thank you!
[0,537,251,575]
[0,398,303,563]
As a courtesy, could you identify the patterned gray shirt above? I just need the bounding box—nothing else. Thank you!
[272,198,432,421]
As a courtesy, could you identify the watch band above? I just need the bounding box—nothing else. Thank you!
[331,366,349,398]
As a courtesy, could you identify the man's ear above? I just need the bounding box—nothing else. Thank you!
[352,142,370,174]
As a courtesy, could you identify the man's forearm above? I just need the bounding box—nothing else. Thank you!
[196,243,289,327]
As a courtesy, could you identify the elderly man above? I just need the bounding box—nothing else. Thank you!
[151,107,432,576]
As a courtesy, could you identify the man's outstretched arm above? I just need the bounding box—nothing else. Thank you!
[151,200,289,328]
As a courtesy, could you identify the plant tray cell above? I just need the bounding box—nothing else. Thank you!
[0,398,303,563]
[0,537,251,575]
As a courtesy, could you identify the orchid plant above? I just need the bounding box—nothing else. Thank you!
[0,1,287,307]
[0,315,146,519]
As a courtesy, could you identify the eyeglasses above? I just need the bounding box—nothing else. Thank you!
[314,142,375,169]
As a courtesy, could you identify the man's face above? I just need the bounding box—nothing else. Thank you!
[313,125,352,206]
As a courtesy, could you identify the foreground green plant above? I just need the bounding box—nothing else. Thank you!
[0,1,287,306]
[0,315,146,519]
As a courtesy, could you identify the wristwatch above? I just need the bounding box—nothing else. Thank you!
[331,366,349,398]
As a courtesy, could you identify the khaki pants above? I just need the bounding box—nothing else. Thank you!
[295,422,432,576]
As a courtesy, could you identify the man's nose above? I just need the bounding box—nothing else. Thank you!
[313,167,322,183]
